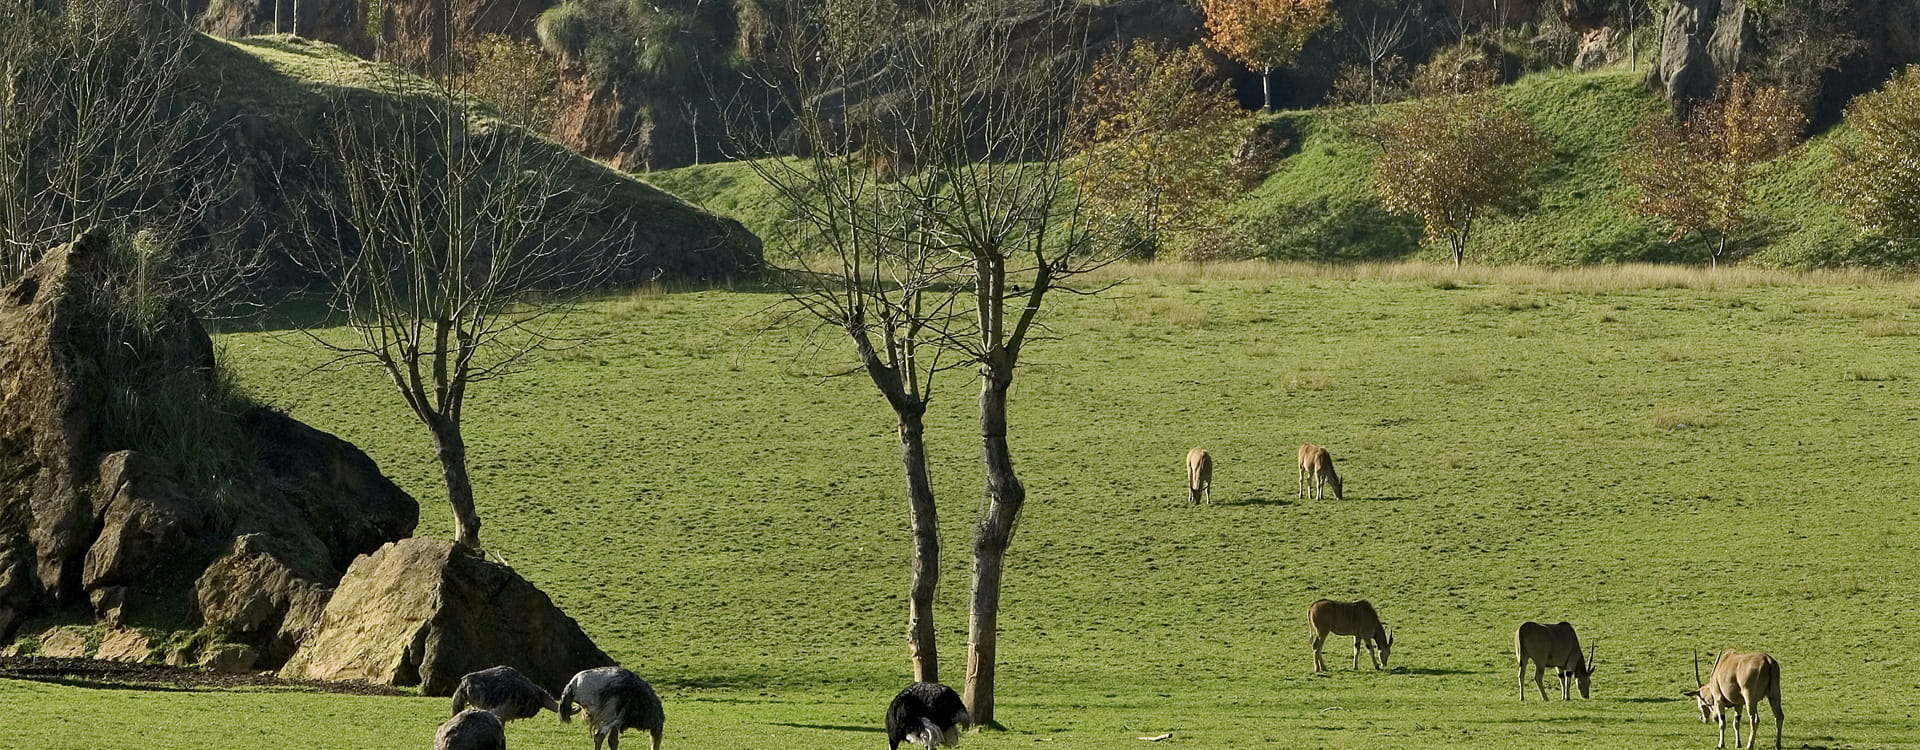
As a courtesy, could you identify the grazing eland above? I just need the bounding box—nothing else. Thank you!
[1515,621,1596,700]
[1684,649,1783,750]
[1186,447,1213,505]
[1308,599,1392,672]
[1297,444,1343,500]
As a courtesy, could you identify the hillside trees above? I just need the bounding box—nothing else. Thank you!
[1071,41,1267,260]
[295,59,625,550]
[0,0,249,300]
[1622,75,1805,266]
[1201,0,1335,111]
[1372,88,1549,267]
[1831,66,1920,246]
[736,0,1108,722]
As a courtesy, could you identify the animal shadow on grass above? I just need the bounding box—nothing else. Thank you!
[766,723,884,734]
[1234,496,1294,507]
[1394,667,1473,676]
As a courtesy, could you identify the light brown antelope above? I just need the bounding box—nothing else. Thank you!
[1186,447,1213,505]
[1308,599,1392,672]
[1684,649,1783,750]
[1515,621,1595,700]
[1297,444,1343,500]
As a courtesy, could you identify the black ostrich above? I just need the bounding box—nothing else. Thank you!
[886,682,971,750]
[435,709,506,750]
[451,666,561,722]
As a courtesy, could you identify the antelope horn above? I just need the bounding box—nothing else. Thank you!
[1588,639,1597,666]
[1693,649,1702,686]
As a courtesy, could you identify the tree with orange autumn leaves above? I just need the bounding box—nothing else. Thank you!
[1622,75,1805,267]
[1201,0,1335,111]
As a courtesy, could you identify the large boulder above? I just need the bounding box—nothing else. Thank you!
[281,538,613,695]
[0,235,418,646]
[0,235,112,637]
[194,534,336,668]
[82,451,209,594]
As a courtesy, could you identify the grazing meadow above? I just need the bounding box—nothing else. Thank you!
[9,262,1920,749]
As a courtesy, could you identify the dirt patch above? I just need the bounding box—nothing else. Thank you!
[0,655,405,695]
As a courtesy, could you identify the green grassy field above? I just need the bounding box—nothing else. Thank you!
[10,262,1920,749]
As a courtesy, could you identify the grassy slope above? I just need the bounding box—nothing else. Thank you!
[12,265,1920,748]
[657,68,1885,269]
[188,34,751,261]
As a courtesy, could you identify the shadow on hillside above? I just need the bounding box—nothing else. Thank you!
[767,723,883,734]
[1234,496,1294,507]
[1357,495,1414,503]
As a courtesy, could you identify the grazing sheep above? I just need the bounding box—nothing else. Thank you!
[1297,444,1344,500]
[886,681,971,750]
[559,666,665,750]
[436,709,506,750]
[1186,447,1213,505]
[451,666,561,721]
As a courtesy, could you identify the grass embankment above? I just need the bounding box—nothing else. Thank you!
[656,69,1891,268]
[9,264,1920,748]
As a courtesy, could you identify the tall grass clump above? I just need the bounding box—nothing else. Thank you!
[74,233,260,512]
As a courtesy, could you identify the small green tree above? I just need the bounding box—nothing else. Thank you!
[1072,41,1269,259]
[1373,89,1549,267]
[1622,75,1805,266]
[1831,65,1920,245]
[456,34,561,135]
[1201,0,1335,111]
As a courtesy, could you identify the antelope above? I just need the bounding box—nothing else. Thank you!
[1297,444,1343,500]
[1308,599,1393,672]
[1186,447,1213,504]
[1515,621,1596,700]
[1684,650,1783,750]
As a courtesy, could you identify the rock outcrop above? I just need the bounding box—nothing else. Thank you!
[1646,0,1752,104]
[0,234,417,653]
[282,537,613,695]
[1647,0,1920,117]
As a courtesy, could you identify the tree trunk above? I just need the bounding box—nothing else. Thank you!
[429,418,483,548]
[900,408,941,683]
[1262,68,1274,112]
[965,366,1023,727]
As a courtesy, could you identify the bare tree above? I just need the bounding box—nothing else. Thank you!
[733,0,973,685]
[295,56,623,549]
[0,0,238,296]
[734,0,1108,723]
[1339,0,1413,106]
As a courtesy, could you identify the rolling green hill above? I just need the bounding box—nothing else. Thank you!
[656,68,1902,270]
[9,263,1918,748]
[185,33,761,283]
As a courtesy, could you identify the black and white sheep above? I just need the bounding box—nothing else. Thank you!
[435,709,506,750]
[558,666,665,750]
[451,666,562,722]
[886,682,971,750]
